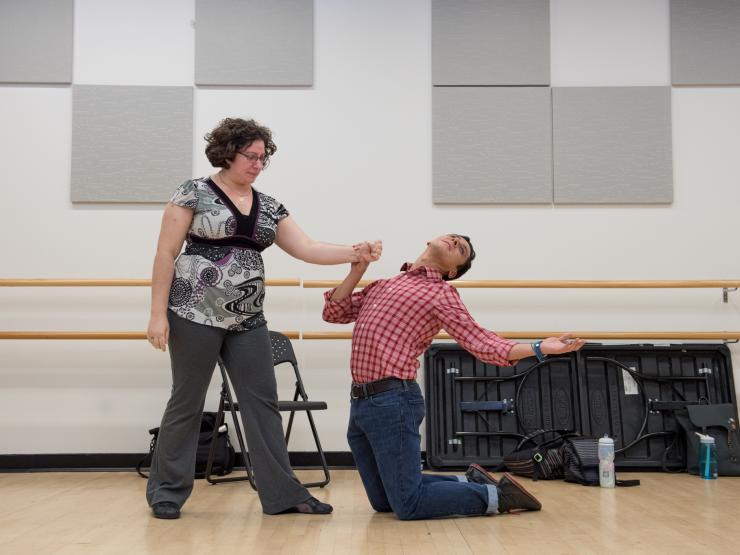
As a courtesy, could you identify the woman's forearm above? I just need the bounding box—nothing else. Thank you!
[149,203,192,318]
[275,216,381,265]
[150,251,176,317]
[297,241,361,265]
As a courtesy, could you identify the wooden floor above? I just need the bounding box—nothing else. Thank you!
[1,469,738,554]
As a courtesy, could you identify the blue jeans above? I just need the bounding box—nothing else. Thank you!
[347,381,497,520]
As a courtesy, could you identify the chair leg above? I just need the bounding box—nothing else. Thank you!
[285,410,296,443]
[204,393,226,484]
[299,410,331,488]
[284,386,301,443]
[206,366,257,489]
[223,393,259,489]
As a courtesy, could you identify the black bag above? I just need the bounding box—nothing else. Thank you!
[503,429,568,480]
[674,404,740,476]
[561,437,639,487]
[561,437,601,485]
[136,411,236,479]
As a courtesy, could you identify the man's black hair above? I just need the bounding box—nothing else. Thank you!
[444,234,475,281]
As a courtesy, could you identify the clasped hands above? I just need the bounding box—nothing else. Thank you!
[352,240,383,267]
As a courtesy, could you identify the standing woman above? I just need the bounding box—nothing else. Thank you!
[145,118,381,519]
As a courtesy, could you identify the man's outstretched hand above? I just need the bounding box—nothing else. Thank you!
[541,334,586,355]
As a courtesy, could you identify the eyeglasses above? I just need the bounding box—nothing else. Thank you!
[236,151,270,169]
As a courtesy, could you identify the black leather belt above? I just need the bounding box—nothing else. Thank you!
[350,377,415,400]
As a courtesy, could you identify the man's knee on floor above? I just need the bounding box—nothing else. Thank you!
[392,502,422,521]
[371,505,393,513]
[367,495,393,513]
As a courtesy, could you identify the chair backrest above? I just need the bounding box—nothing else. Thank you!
[269,331,309,400]
[269,331,298,367]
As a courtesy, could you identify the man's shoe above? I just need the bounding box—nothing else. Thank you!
[465,463,498,486]
[152,501,180,519]
[280,497,333,515]
[496,473,542,513]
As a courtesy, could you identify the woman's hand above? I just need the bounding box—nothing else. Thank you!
[147,314,169,352]
[540,334,586,355]
[353,240,383,263]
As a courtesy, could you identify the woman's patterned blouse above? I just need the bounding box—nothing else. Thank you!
[167,177,289,331]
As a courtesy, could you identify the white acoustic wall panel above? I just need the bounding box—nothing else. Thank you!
[433,87,552,204]
[671,0,740,85]
[195,0,313,86]
[0,0,74,84]
[553,87,673,204]
[432,0,550,85]
[73,0,195,86]
[550,0,670,86]
[71,86,193,203]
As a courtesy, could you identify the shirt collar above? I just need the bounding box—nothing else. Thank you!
[400,263,444,281]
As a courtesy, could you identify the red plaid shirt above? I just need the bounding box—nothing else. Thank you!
[323,264,517,384]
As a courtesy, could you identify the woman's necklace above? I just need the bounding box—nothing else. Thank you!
[218,171,251,205]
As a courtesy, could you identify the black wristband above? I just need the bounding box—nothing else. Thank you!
[532,341,546,362]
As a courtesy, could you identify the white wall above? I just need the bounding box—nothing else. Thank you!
[1,0,739,454]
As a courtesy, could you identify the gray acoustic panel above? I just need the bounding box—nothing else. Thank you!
[195,0,313,86]
[432,0,550,85]
[433,87,552,204]
[0,0,73,84]
[71,86,194,203]
[552,87,673,204]
[671,0,740,85]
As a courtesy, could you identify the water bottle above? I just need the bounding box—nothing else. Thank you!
[598,435,616,488]
[698,435,718,480]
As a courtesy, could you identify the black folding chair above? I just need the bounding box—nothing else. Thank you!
[205,331,331,488]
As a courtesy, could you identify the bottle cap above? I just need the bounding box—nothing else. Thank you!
[696,432,715,444]
[599,435,614,445]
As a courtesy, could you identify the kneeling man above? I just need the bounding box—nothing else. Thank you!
[323,234,584,520]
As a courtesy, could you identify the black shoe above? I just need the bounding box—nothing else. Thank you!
[496,473,542,513]
[152,501,180,519]
[465,463,498,486]
[280,497,333,515]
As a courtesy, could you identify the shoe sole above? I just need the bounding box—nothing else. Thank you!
[152,511,180,520]
[501,472,542,512]
[468,463,498,485]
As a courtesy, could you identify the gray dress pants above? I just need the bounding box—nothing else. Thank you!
[146,311,312,514]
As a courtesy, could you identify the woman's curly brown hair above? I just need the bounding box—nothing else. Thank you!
[204,118,277,169]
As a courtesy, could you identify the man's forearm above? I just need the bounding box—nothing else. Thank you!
[330,264,368,301]
[506,336,583,361]
[507,342,536,361]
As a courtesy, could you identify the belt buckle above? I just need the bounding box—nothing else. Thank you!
[350,384,362,400]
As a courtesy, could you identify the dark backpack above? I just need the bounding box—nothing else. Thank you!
[137,411,236,479]
[674,403,740,476]
[561,437,640,487]
[503,429,569,481]
[560,437,601,485]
